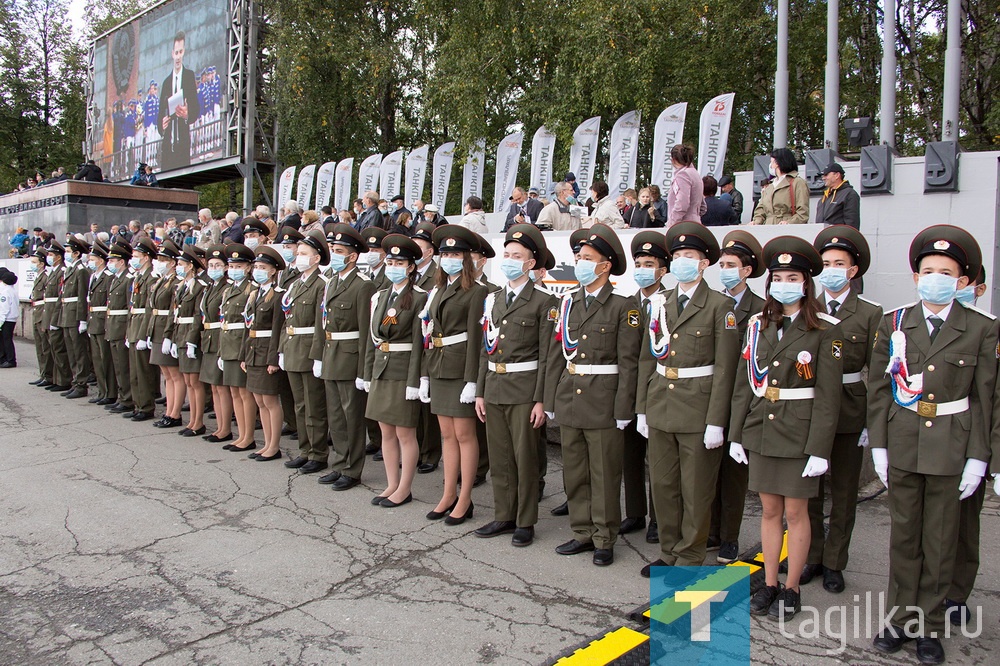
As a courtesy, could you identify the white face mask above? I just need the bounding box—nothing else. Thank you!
[245,237,260,250]
[294,255,313,272]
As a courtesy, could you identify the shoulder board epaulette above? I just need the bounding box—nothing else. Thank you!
[885,301,917,316]
[317,274,331,284]
[748,312,762,323]
[356,271,370,281]
[197,278,209,287]
[858,295,881,307]
[817,312,841,325]
[274,286,286,294]
[533,284,551,294]
[412,285,427,294]
[562,286,580,296]
[960,302,997,320]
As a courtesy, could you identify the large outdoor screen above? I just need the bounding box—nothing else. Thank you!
[90,0,230,181]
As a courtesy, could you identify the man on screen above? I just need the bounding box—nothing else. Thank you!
[158,30,200,172]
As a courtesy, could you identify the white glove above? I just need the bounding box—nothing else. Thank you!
[871,448,889,488]
[78,321,87,334]
[858,428,870,448]
[161,338,172,355]
[49,325,58,331]
[729,442,748,465]
[312,359,322,378]
[217,356,225,371]
[802,456,829,477]
[278,353,285,370]
[405,386,420,401]
[136,339,148,351]
[615,419,631,430]
[460,382,477,404]
[993,474,1000,496]
[418,377,430,403]
[146,337,152,349]
[355,377,365,391]
[636,414,649,439]
[545,411,555,421]
[186,343,197,359]
[704,425,725,450]
[363,381,371,393]
[959,459,988,500]
[169,343,178,358]
[125,339,130,348]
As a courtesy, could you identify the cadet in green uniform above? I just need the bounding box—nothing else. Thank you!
[311,224,375,490]
[473,224,555,546]
[86,240,116,404]
[729,236,842,620]
[218,244,257,450]
[470,233,496,486]
[241,246,287,461]
[147,241,183,428]
[103,242,133,413]
[361,227,388,460]
[551,224,642,566]
[60,236,94,399]
[869,225,997,665]
[411,222,442,473]
[125,237,158,421]
[281,229,331,473]
[200,245,235,442]
[365,234,429,507]
[636,223,739,576]
[42,241,71,392]
[800,226,882,593]
[28,249,54,387]
[620,231,670,539]
[174,246,208,436]
[276,226,304,440]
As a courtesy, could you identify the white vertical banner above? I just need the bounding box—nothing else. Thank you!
[357,153,382,198]
[568,116,601,193]
[432,142,455,212]
[462,140,485,204]
[650,102,688,194]
[530,126,556,196]
[697,93,736,178]
[379,150,404,200]
[404,145,429,209]
[315,161,336,209]
[607,111,641,197]
[493,132,524,215]
[276,166,296,213]
[334,158,354,212]
[296,165,316,210]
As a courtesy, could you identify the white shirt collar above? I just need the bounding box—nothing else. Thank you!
[678,280,701,299]
[922,301,953,325]
[725,287,746,306]
[506,281,528,300]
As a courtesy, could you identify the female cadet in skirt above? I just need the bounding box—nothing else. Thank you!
[728,236,842,620]
[200,245,234,442]
[173,246,208,436]
[147,240,184,428]
[217,244,258,451]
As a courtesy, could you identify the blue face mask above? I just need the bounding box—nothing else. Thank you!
[107,263,120,275]
[175,265,187,279]
[281,247,295,263]
[87,261,98,271]
[252,268,270,284]
[670,256,702,283]
[128,258,141,271]
[719,267,743,291]
[329,253,348,273]
[574,259,601,287]
[207,267,225,281]
[633,267,659,289]
[228,268,246,282]
[440,257,464,276]
[769,281,804,305]
[385,265,409,284]
[917,272,958,305]
[500,258,527,281]
[817,267,850,292]
[955,285,976,305]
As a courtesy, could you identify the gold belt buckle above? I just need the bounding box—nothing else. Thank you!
[917,400,937,418]
[494,363,507,374]
[286,326,295,336]
[222,322,229,331]
[567,362,577,375]
[665,367,679,380]
[378,342,390,352]
[765,386,780,403]
[433,336,443,348]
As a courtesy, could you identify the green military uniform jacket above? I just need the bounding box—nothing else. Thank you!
[868,302,998,476]
[145,275,179,343]
[820,290,882,433]
[199,278,228,354]
[369,265,390,292]
[416,263,437,291]
[729,287,766,346]
[476,282,558,406]
[170,275,207,348]
[309,268,375,381]
[636,280,739,433]
[729,312,843,459]
[423,279,488,382]
[278,266,301,290]
[86,270,113,337]
[365,285,428,387]
[104,271,131,342]
[277,270,329,373]
[32,268,49,328]
[42,267,63,329]
[218,279,255,362]
[549,282,643,429]
[241,283,285,367]
[127,266,154,344]
[58,262,91,328]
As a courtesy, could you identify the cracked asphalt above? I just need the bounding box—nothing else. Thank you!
[2,340,998,665]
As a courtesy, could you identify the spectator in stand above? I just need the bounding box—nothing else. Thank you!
[648,184,668,221]
[412,199,425,221]
[338,209,357,228]
[28,228,46,254]
[701,175,738,226]
[165,218,185,246]
[390,194,410,224]
[357,191,383,231]
[221,212,244,243]
[583,180,626,229]
[321,206,336,227]
[55,166,68,181]
[565,172,580,199]
[7,227,29,257]
[621,188,637,225]
[196,209,218,247]
[299,210,322,233]
[389,211,413,236]
[503,186,545,232]
[750,147,810,225]
[177,219,196,245]
[282,200,303,229]
[421,204,448,227]
[129,220,147,241]
[255,205,277,239]
[352,198,364,220]
[537,181,581,231]
[74,160,104,182]
[0,267,17,367]
[666,144,706,226]
[458,196,488,234]
[629,187,665,228]
[83,223,101,246]
[377,199,392,228]
[815,162,860,229]
[718,176,743,220]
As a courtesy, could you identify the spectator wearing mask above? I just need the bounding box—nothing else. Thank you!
[389,211,413,236]
[537,181,581,231]
[750,148,810,225]
[564,172,580,199]
[390,194,410,224]
[458,196,489,234]
[666,144,706,226]
[718,176,744,220]
[377,200,392,228]
[299,210,323,233]
[620,189,637,226]
[701,175,738,226]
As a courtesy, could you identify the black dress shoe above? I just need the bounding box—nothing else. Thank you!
[255,451,283,462]
[593,548,614,566]
[0,362,15,369]
[222,444,237,451]
[248,452,261,459]
[88,396,102,404]
[60,388,77,397]
[299,460,328,474]
[154,396,167,405]
[365,443,379,455]
[800,563,824,585]
[646,520,659,543]
[474,520,516,538]
[768,587,801,620]
[822,568,845,593]
[46,384,71,392]
[372,450,383,462]
[555,539,595,556]
[511,527,534,547]
[131,412,154,422]
[706,535,722,550]
[915,637,945,665]
[230,442,256,452]
[945,598,971,626]
[332,475,360,491]
[417,462,438,474]
[96,398,116,406]
[372,495,389,506]
[281,424,296,436]
[426,499,458,520]
[444,503,474,525]
[203,433,233,443]
[318,470,343,484]
[155,416,182,428]
[619,516,645,534]
[717,541,739,564]
[37,380,53,387]
[872,625,911,654]
[284,456,309,469]
[108,404,132,414]
[550,501,569,516]
[178,426,207,437]
[750,585,781,615]
[379,494,412,508]
[29,378,43,385]
[122,411,138,418]
[640,559,669,578]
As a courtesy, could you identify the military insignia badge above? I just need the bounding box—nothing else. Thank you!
[725,312,737,329]
[512,231,523,239]
[933,240,950,251]
[391,247,400,255]
[627,309,640,328]
[446,238,456,247]
[832,340,843,359]
[996,340,999,360]
[778,253,792,265]
[335,233,343,240]
[873,330,879,351]
[547,307,558,322]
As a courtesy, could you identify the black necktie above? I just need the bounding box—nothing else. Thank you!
[387,291,399,309]
[506,291,515,307]
[677,294,689,315]
[928,315,943,342]
[828,301,839,316]
[585,294,595,310]
[781,316,792,333]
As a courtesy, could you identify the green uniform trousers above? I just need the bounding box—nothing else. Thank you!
[538,427,548,495]
[63,326,92,390]
[949,481,986,603]
[279,372,295,432]
[34,320,53,382]
[649,429,722,566]
[710,449,748,543]
[129,346,156,413]
[109,340,132,408]
[560,425,624,550]
[325,379,366,478]
[48,327,70,387]
[89,334,116,400]
[476,417,490,479]
[486,402,540,527]
[807,431,864,570]
[623,422,655,522]
[418,403,442,466]
[287,370,329,461]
